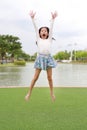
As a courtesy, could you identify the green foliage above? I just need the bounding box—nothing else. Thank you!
[0,34,22,62]
[14,60,26,66]
[18,51,30,61]
[30,53,37,61]
[54,51,70,60]
[54,50,87,62]
[0,35,9,59]
[0,34,31,62]
[76,51,87,61]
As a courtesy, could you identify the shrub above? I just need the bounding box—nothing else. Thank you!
[14,60,26,66]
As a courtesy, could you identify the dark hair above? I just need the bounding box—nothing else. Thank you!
[36,27,55,45]
[39,27,49,39]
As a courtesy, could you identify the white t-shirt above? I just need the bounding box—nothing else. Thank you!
[32,18,54,55]
[37,38,51,54]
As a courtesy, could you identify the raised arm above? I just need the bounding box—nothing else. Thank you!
[49,11,58,39]
[51,11,58,19]
[29,10,39,39]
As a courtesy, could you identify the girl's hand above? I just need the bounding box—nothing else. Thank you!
[29,10,36,19]
[51,11,58,19]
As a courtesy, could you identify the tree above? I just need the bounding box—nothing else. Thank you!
[15,50,30,61]
[0,35,22,63]
[0,35,9,62]
[76,51,87,61]
[7,35,22,62]
[54,51,70,60]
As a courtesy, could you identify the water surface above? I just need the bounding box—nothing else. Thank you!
[0,63,87,87]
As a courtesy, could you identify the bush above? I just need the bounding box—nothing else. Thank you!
[14,60,26,66]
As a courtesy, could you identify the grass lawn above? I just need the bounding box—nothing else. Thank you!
[0,87,87,130]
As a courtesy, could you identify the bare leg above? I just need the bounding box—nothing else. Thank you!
[25,69,41,101]
[47,68,55,101]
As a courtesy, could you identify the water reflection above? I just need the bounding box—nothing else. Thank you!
[0,63,87,87]
[53,63,87,87]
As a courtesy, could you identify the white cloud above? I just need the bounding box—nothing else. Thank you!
[0,0,87,54]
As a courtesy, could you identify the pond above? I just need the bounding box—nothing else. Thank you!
[0,63,87,87]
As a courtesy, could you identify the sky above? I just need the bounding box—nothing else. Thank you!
[0,0,87,55]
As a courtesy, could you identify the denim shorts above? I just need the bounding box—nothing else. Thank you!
[34,54,57,70]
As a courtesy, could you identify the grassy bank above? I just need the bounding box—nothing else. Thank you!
[0,63,15,67]
[0,61,26,67]
[0,87,87,130]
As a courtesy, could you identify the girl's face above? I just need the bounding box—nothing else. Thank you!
[39,27,49,39]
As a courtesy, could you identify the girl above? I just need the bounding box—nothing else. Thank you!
[25,10,58,101]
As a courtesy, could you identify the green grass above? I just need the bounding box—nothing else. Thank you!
[0,63,15,67]
[0,87,87,130]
